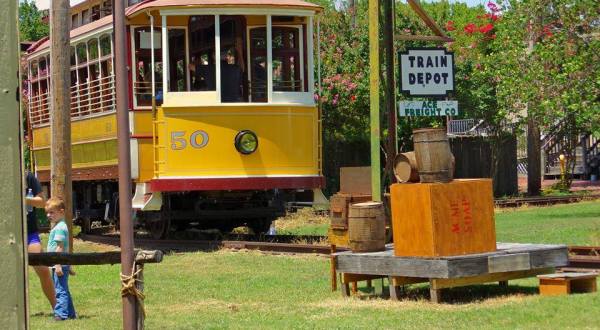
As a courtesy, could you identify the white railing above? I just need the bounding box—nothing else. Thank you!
[29,75,116,127]
[447,119,475,135]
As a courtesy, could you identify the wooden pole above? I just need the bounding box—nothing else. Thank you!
[113,0,136,328]
[369,0,382,202]
[49,0,73,252]
[330,244,337,291]
[0,0,27,324]
[526,19,541,196]
[383,0,397,186]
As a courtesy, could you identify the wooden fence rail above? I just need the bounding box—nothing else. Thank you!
[28,250,163,266]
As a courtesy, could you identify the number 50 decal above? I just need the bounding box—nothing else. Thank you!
[170,130,209,150]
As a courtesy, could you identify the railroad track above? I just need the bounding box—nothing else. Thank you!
[80,233,600,273]
[81,233,600,273]
[494,193,600,208]
[79,233,338,255]
[560,246,600,273]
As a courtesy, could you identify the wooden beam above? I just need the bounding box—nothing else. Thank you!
[28,250,163,266]
[407,0,449,39]
[396,34,453,42]
[342,273,386,283]
[431,268,554,290]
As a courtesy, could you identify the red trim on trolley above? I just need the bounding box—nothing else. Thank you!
[131,134,153,139]
[150,176,325,192]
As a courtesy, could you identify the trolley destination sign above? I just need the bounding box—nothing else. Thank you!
[399,48,455,96]
[399,100,459,117]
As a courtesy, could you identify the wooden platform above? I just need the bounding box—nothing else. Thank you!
[333,243,568,302]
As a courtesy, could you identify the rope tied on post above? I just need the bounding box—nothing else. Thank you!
[120,262,146,318]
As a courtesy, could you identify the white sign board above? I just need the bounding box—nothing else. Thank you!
[399,100,459,117]
[140,31,162,50]
[400,48,454,96]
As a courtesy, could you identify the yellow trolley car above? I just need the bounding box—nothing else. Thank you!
[25,0,323,238]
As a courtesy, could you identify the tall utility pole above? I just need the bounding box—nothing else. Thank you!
[114,0,137,327]
[369,0,382,202]
[50,0,73,251]
[383,0,397,186]
[0,0,27,325]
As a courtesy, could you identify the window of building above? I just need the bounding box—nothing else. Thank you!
[72,14,79,29]
[188,15,216,92]
[249,27,267,102]
[168,29,187,92]
[82,9,90,25]
[271,25,302,92]
[133,27,163,106]
[218,16,246,102]
[91,5,100,21]
[101,1,111,17]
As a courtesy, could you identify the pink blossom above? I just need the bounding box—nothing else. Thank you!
[487,1,500,13]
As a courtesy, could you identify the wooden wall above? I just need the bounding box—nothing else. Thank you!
[450,136,518,197]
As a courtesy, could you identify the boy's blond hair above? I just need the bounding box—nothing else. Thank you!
[45,197,65,212]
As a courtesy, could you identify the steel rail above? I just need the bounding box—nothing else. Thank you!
[78,233,342,255]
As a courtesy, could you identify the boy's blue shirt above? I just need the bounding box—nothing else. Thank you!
[48,220,69,252]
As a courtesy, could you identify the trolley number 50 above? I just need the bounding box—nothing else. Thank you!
[170,130,209,150]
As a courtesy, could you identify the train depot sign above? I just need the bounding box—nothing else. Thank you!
[399,48,455,96]
[399,100,459,117]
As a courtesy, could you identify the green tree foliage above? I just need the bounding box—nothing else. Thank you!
[19,0,48,42]
[313,0,598,192]
[314,0,487,191]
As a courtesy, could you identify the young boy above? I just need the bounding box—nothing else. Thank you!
[45,198,76,321]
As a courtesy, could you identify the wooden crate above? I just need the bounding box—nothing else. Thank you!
[330,193,372,229]
[390,179,496,257]
[328,227,349,247]
[538,273,598,296]
[340,167,372,195]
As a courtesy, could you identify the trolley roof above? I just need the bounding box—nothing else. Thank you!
[126,0,322,17]
[27,0,322,56]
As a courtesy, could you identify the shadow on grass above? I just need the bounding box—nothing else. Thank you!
[31,311,95,320]
[356,283,538,304]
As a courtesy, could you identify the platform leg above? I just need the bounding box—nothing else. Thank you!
[499,280,508,288]
[351,282,358,294]
[390,284,402,301]
[430,287,442,303]
[341,282,351,297]
[379,278,387,297]
[366,279,373,292]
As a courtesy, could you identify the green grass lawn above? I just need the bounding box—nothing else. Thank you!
[28,202,600,329]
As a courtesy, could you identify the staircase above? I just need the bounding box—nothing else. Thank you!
[448,118,600,178]
[541,120,599,178]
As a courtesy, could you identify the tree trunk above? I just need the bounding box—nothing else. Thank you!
[527,118,541,195]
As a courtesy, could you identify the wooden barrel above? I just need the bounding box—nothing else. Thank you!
[412,128,453,183]
[393,152,419,183]
[348,202,386,252]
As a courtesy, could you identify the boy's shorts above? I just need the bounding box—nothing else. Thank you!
[27,232,41,245]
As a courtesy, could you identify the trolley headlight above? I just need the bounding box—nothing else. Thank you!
[235,130,258,154]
